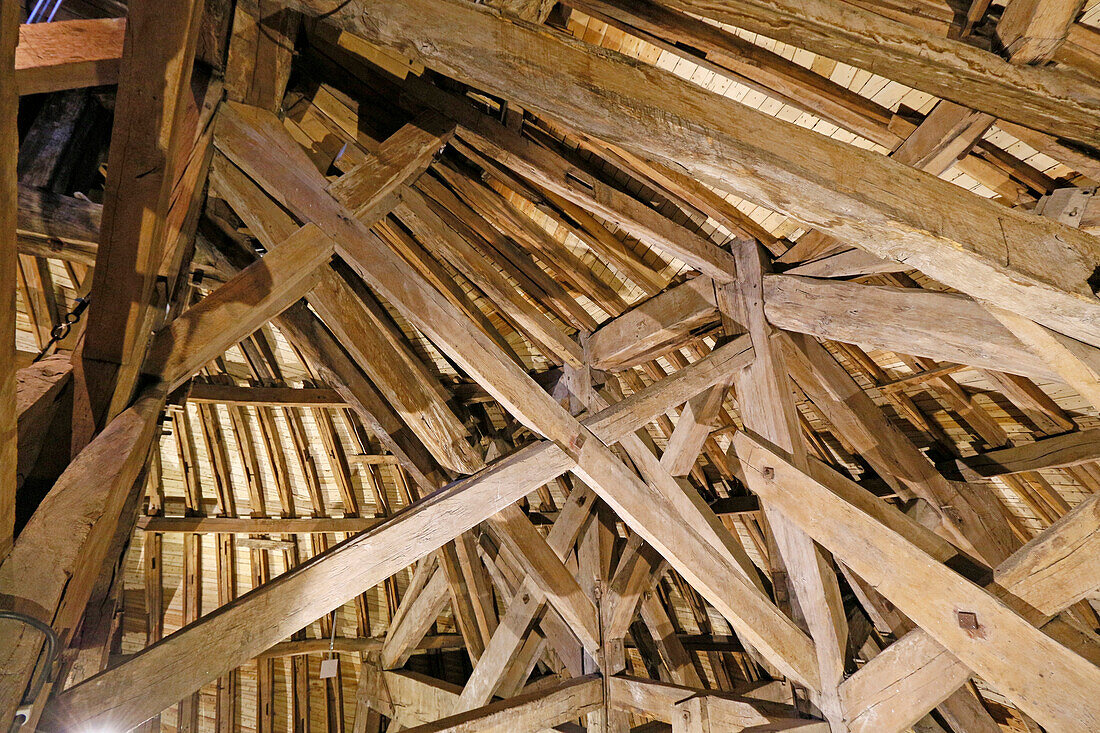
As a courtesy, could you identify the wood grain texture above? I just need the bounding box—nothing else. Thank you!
[15,18,125,95]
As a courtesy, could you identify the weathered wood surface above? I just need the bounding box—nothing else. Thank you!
[293,0,1100,351]
[143,224,335,388]
[15,18,125,95]
[78,0,205,426]
[660,0,1099,146]
[590,274,1061,381]
[0,0,16,563]
[842,491,1100,731]
[0,387,166,727]
[187,382,345,407]
[764,276,1061,381]
[15,187,100,265]
[736,432,1100,732]
[400,675,602,733]
[47,330,752,730]
[957,428,1100,477]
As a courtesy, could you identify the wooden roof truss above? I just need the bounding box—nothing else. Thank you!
[1,0,1099,731]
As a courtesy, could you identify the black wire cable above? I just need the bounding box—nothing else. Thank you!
[0,611,60,731]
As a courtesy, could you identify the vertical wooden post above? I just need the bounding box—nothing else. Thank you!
[0,0,19,563]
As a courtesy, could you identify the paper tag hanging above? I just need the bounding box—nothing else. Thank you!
[319,658,339,679]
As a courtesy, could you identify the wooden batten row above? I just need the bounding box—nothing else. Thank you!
[2,1,1099,732]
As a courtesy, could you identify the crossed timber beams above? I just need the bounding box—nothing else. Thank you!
[36,93,1098,733]
[288,0,1100,353]
[7,0,1100,729]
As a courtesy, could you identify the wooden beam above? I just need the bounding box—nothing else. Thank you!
[207,154,449,492]
[47,333,751,730]
[0,387,166,728]
[486,506,600,655]
[587,277,716,372]
[15,356,73,492]
[394,187,585,367]
[455,487,596,712]
[660,384,727,476]
[890,101,995,176]
[0,0,16,563]
[998,0,1086,63]
[956,428,1100,477]
[734,431,1100,732]
[607,676,811,727]
[225,0,298,110]
[296,0,1100,348]
[257,634,464,659]
[15,18,125,96]
[307,265,485,475]
[187,382,345,407]
[764,276,1061,382]
[423,91,739,284]
[16,187,100,265]
[143,223,335,389]
[724,244,847,726]
[78,0,205,426]
[563,0,900,149]
[214,105,484,475]
[591,274,1065,381]
[995,493,1100,616]
[658,0,1097,145]
[136,515,383,533]
[984,304,1100,414]
[782,332,1018,566]
[400,675,602,733]
[842,492,1100,731]
[210,101,815,686]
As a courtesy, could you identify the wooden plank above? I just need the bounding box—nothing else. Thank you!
[48,335,750,730]
[143,223,335,389]
[0,387,166,727]
[400,675,603,733]
[298,0,1100,348]
[998,0,1086,63]
[734,431,1100,732]
[15,18,125,95]
[0,0,15,564]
